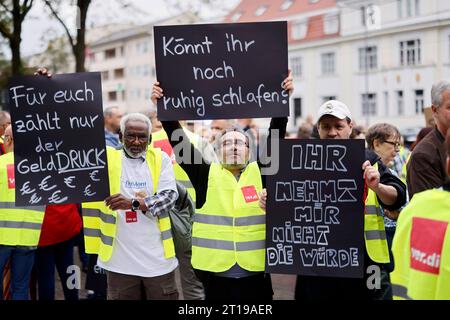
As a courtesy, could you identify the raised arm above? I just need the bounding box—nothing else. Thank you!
[151,82,210,208]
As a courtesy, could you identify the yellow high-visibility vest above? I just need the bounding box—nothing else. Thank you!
[391,188,450,300]
[150,129,198,204]
[82,147,175,262]
[364,163,390,264]
[0,152,45,247]
[192,162,266,272]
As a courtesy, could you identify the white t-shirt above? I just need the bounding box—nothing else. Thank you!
[98,152,178,277]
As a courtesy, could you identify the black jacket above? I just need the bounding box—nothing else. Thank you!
[161,118,288,209]
[365,149,407,211]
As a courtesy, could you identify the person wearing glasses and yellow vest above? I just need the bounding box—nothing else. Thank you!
[151,72,294,301]
[0,125,45,300]
[391,130,450,300]
[148,112,207,300]
[82,113,179,300]
[259,101,407,300]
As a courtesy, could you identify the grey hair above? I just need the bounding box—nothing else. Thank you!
[120,113,152,136]
[431,80,450,107]
[104,106,119,117]
[366,123,401,150]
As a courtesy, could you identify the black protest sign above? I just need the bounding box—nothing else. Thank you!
[265,139,365,278]
[8,72,109,206]
[154,21,288,120]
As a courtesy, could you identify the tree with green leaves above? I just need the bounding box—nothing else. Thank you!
[0,0,34,75]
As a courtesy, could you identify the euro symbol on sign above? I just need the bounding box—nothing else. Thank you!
[39,175,57,191]
[64,176,76,188]
[84,184,96,197]
[29,193,42,204]
[20,181,36,195]
[48,190,68,204]
[89,170,100,182]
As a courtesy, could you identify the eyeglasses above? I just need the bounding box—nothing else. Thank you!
[221,139,248,148]
[384,141,401,150]
[124,134,148,143]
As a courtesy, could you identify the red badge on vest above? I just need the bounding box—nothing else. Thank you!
[153,139,175,163]
[410,217,448,275]
[125,211,138,223]
[6,164,15,189]
[241,186,259,203]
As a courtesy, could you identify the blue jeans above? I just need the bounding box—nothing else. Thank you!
[34,237,79,300]
[0,245,35,300]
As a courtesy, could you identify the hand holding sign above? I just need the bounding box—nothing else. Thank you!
[281,69,294,96]
[362,160,380,190]
[34,67,52,78]
[259,188,267,211]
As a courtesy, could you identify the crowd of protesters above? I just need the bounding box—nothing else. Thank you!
[0,68,449,300]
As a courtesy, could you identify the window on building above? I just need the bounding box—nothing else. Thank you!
[324,14,339,34]
[292,20,307,40]
[362,93,377,116]
[255,5,267,16]
[142,42,149,54]
[145,88,151,100]
[400,39,421,66]
[384,91,389,116]
[120,46,124,56]
[415,89,424,114]
[108,91,117,101]
[321,52,335,75]
[290,56,302,77]
[105,48,116,59]
[397,90,404,115]
[143,65,150,76]
[361,6,367,26]
[114,68,125,79]
[101,71,109,81]
[406,0,413,16]
[294,98,302,119]
[359,46,377,71]
[397,0,402,18]
[281,0,294,10]
[398,0,420,18]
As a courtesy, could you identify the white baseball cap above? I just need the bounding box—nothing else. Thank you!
[317,100,352,122]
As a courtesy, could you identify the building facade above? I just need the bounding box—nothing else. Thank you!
[225,0,450,131]
[86,13,198,113]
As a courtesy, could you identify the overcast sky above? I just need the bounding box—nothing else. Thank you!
[18,0,239,57]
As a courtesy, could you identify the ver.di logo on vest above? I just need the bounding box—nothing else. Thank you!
[241,185,259,203]
[7,164,15,189]
[410,217,448,275]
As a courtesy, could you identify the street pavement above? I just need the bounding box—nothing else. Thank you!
[54,248,296,300]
